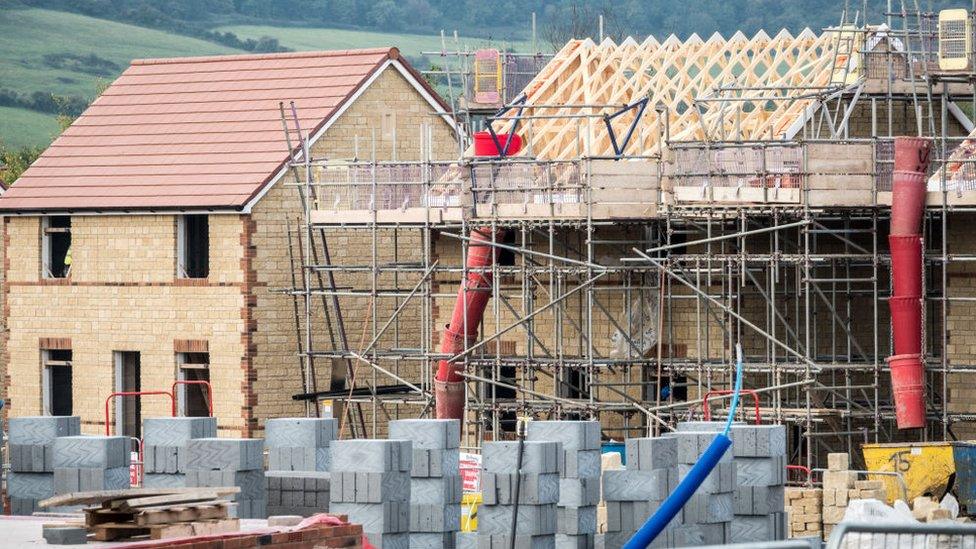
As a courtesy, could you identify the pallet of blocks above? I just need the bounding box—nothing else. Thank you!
[821,452,857,539]
[38,487,241,541]
[785,487,823,538]
[264,417,337,517]
[7,416,81,515]
[142,417,217,488]
[185,438,266,518]
[479,441,560,549]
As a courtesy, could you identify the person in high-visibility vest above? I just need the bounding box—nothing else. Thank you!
[63,244,72,276]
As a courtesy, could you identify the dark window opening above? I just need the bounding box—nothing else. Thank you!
[115,351,141,438]
[179,215,209,279]
[44,349,72,416]
[178,352,211,417]
[44,216,71,278]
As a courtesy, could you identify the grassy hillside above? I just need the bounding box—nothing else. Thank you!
[216,24,538,59]
[0,106,61,149]
[0,8,243,147]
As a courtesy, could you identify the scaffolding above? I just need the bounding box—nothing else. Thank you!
[279,3,976,469]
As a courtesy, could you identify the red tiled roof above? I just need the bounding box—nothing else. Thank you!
[0,48,441,212]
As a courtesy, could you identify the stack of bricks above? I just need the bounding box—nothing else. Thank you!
[186,438,266,518]
[330,439,412,549]
[389,419,462,549]
[727,424,788,543]
[784,487,823,538]
[526,420,601,549]
[479,441,559,549]
[7,416,80,515]
[142,417,217,488]
[821,452,857,539]
[671,429,734,545]
[53,436,130,496]
[264,418,337,516]
[266,471,332,516]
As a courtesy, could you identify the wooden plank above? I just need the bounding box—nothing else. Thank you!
[149,518,240,540]
[135,503,229,526]
[41,488,206,508]
[91,523,151,542]
[115,490,237,511]
[85,508,135,527]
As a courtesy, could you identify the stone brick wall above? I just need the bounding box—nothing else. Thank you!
[248,65,457,435]
[3,215,248,435]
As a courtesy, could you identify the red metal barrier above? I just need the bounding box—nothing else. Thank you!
[171,380,214,417]
[787,464,813,486]
[103,391,175,435]
[702,389,761,424]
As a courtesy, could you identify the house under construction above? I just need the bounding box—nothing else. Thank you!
[280,6,976,471]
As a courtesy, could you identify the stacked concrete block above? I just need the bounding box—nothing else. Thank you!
[331,439,412,549]
[53,436,130,498]
[526,421,601,549]
[479,441,560,549]
[186,438,266,518]
[670,428,734,545]
[821,452,856,539]
[267,471,331,516]
[265,417,337,472]
[727,424,787,543]
[7,416,81,515]
[142,417,217,488]
[390,419,462,549]
[785,487,823,538]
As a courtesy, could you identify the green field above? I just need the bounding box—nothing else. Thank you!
[0,106,61,149]
[0,8,243,147]
[216,24,535,59]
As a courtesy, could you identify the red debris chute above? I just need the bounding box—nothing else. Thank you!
[887,136,931,429]
[434,228,505,420]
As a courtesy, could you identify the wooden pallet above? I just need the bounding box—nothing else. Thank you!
[90,518,240,541]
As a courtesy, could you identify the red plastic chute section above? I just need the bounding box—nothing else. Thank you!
[886,136,930,430]
[887,354,927,429]
[888,235,922,296]
[891,171,927,235]
[434,228,504,420]
[473,131,522,157]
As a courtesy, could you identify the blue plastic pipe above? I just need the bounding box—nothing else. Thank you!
[622,345,744,549]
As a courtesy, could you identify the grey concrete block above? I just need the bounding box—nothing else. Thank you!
[143,417,217,446]
[735,455,787,486]
[624,437,676,472]
[265,418,338,448]
[331,501,410,533]
[457,532,478,549]
[477,534,555,549]
[233,498,268,519]
[558,477,600,507]
[144,445,184,474]
[268,446,331,472]
[733,485,784,515]
[410,503,461,532]
[676,462,735,493]
[676,421,739,432]
[8,416,80,444]
[603,501,662,533]
[482,442,559,474]
[559,450,601,480]
[554,533,594,549]
[329,471,410,504]
[685,492,733,523]
[527,421,601,451]
[697,521,731,545]
[670,431,731,464]
[331,439,412,473]
[412,475,462,505]
[9,443,53,472]
[364,532,410,549]
[482,472,559,505]
[411,532,457,549]
[42,526,88,545]
[53,436,129,469]
[389,419,460,450]
[10,496,43,516]
[185,438,263,471]
[602,470,668,502]
[556,506,597,535]
[7,471,55,499]
[730,514,779,543]
[54,467,129,494]
[143,473,186,488]
[186,469,265,499]
[479,504,557,535]
[730,424,787,457]
[411,448,460,478]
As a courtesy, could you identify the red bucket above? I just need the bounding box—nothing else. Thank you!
[886,353,926,429]
[889,296,922,355]
[894,136,933,173]
[473,131,522,157]
[891,170,927,236]
[889,235,923,297]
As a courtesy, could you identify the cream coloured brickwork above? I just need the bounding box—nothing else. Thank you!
[249,65,456,434]
[4,215,247,434]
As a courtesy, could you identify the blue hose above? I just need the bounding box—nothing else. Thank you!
[622,344,744,549]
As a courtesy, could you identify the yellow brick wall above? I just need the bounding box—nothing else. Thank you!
[3,215,248,435]
[248,65,457,436]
